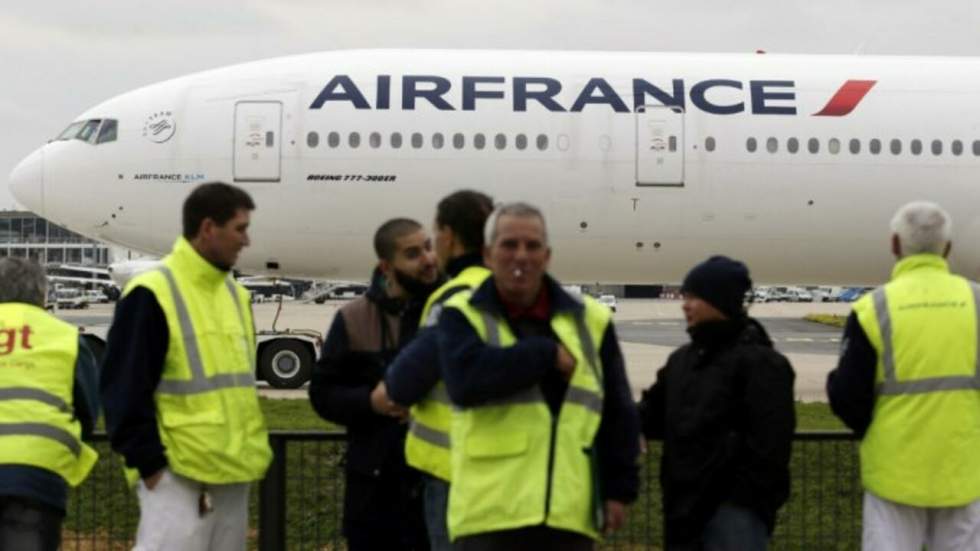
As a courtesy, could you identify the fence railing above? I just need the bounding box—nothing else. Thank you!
[62,431,860,550]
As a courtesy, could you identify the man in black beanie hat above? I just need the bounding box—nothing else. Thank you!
[638,256,796,550]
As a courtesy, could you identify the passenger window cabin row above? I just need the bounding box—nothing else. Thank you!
[737,136,976,157]
[307,131,551,151]
[308,131,980,159]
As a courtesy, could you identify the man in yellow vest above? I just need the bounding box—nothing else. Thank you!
[101,182,272,551]
[384,189,495,550]
[437,202,641,550]
[828,201,980,550]
[0,258,99,551]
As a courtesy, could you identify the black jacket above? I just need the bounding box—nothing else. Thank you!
[826,312,877,437]
[307,269,430,545]
[638,318,796,544]
[101,287,170,479]
[438,275,641,504]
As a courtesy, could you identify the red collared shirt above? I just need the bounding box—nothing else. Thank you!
[500,284,551,321]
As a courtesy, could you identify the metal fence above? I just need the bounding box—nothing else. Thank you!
[62,431,861,550]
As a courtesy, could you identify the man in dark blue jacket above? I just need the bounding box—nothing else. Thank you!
[437,203,640,549]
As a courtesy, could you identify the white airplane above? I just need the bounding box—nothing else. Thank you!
[9,49,980,287]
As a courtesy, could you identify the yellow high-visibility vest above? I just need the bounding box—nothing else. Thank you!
[405,265,491,481]
[0,303,97,486]
[123,237,271,485]
[854,254,980,506]
[443,287,610,541]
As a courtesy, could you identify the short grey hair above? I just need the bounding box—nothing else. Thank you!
[484,202,548,246]
[890,201,952,256]
[0,257,47,307]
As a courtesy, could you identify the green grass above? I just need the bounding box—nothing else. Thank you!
[804,313,847,328]
[259,396,336,430]
[258,396,848,431]
[64,400,857,550]
[796,401,847,430]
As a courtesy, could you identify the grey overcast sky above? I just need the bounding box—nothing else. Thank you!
[4,0,980,209]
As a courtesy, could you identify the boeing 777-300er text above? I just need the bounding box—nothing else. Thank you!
[9,49,980,286]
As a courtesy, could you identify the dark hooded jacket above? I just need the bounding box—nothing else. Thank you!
[638,317,796,544]
[308,268,430,545]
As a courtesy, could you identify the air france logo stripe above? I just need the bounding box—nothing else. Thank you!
[812,80,877,117]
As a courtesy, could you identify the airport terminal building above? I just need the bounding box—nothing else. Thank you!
[0,210,112,265]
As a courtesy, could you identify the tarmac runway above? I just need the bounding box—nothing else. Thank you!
[61,299,850,403]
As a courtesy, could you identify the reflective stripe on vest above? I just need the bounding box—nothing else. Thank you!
[872,285,980,395]
[0,388,71,413]
[155,266,256,395]
[409,420,451,448]
[408,384,452,447]
[0,423,81,457]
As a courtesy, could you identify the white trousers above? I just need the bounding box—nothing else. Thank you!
[863,491,980,551]
[133,469,250,551]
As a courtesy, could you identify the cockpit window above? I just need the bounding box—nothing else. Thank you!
[55,118,118,144]
[76,120,101,142]
[96,119,118,144]
[57,122,85,141]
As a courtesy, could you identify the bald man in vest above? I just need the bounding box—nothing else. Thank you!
[828,201,980,550]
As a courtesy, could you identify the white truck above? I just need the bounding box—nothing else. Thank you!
[101,260,322,389]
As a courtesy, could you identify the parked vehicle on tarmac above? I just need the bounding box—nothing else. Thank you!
[752,287,769,303]
[785,287,814,302]
[53,287,89,309]
[838,287,869,302]
[597,294,618,312]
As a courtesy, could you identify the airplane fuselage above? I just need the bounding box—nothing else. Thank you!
[11,50,980,284]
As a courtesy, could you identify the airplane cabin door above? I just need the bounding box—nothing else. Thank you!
[635,105,684,186]
[234,101,282,182]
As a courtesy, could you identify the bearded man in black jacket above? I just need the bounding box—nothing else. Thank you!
[638,256,796,551]
[308,218,441,550]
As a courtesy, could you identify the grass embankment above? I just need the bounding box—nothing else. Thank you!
[804,313,847,328]
[65,398,856,550]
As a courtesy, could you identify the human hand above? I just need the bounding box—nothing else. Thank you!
[144,469,165,491]
[555,345,577,381]
[603,500,628,536]
[370,382,409,420]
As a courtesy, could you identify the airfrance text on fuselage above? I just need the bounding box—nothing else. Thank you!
[309,75,801,115]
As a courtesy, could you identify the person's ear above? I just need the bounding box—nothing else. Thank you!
[378,258,392,278]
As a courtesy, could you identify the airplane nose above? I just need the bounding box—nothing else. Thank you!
[8,149,44,215]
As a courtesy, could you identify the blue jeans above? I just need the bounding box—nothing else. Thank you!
[423,474,452,551]
[701,503,768,551]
